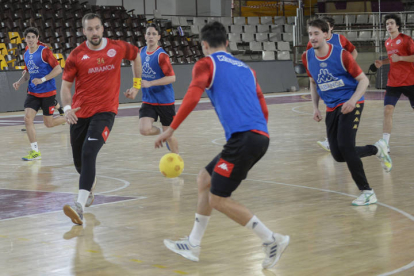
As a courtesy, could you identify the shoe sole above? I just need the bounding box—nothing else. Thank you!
[163,240,199,262]
[317,142,330,152]
[63,205,83,225]
[264,235,290,269]
[85,177,97,208]
[22,157,41,161]
[352,200,377,206]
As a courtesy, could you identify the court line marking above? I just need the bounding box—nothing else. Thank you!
[0,198,142,223]
[291,104,313,115]
[0,93,312,119]
[104,168,414,275]
[0,171,133,196]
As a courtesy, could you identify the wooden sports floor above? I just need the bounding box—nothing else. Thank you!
[0,91,414,276]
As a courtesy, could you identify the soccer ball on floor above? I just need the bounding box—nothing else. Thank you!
[159,153,184,178]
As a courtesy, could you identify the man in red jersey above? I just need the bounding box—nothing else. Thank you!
[375,14,414,153]
[60,13,142,225]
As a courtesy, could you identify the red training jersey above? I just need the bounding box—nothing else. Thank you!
[385,33,414,87]
[62,38,139,118]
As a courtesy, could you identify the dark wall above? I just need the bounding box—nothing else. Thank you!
[1,60,298,113]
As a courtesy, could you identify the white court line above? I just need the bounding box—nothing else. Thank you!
[0,171,135,197]
[0,198,142,223]
[0,93,312,119]
[212,137,226,146]
[106,167,414,275]
[291,104,313,115]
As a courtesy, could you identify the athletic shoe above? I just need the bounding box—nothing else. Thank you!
[375,139,392,172]
[352,190,377,206]
[164,236,200,262]
[63,202,84,225]
[262,233,290,269]
[317,138,330,152]
[85,177,97,207]
[22,150,41,161]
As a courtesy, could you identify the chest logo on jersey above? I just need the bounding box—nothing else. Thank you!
[26,59,39,74]
[146,56,150,62]
[396,39,401,45]
[88,64,115,74]
[142,61,157,79]
[320,62,327,68]
[316,69,344,91]
[107,49,116,57]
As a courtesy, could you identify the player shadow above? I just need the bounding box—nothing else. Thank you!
[63,213,135,275]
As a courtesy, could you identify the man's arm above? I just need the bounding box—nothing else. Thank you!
[342,72,369,114]
[12,70,30,90]
[351,48,358,60]
[60,80,80,124]
[310,78,322,122]
[390,54,414,63]
[32,65,62,86]
[125,54,143,99]
[375,58,390,68]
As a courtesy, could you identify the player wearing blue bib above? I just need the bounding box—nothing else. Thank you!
[155,21,289,269]
[306,17,358,152]
[138,24,178,153]
[12,27,66,161]
[303,19,392,206]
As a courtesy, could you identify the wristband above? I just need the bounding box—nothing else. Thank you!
[63,105,72,113]
[41,77,47,83]
[133,78,142,89]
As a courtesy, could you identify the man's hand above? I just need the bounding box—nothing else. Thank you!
[124,87,139,99]
[374,60,382,68]
[341,99,357,114]
[390,54,401,63]
[313,109,323,122]
[141,80,152,88]
[65,107,81,124]
[13,81,21,90]
[32,78,43,86]
[155,127,174,149]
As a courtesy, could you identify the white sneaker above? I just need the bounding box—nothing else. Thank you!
[63,202,84,225]
[374,139,392,172]
[317,138,330,152]
[85,177,97,207]
[262,233,290,269]
[164,237,200,262]
[352,190,378,206]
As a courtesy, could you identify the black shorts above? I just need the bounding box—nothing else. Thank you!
[70,112,115,153]
[139,103,176,126]
[384,85,414,108]
[24,94,56,116]
[205,131,269,197]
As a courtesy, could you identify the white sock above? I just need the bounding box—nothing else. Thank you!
[245,215,274,244]
[77,189,90,211]
[383,133,390,145]
[31,142,39,152]
[188,213,210,246]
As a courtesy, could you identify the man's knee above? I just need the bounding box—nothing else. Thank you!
[208,193,226,211]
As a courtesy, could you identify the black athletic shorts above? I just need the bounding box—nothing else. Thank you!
[24,94,56,116]
[70,112,116,150]
[205,131,269,198]
[384,85,414,108]
[139,103,176,126]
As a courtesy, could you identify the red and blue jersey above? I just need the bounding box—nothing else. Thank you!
[140,46,175,105]
[24,45,58,97]
[303,44,363,110]
[170,51,269,141]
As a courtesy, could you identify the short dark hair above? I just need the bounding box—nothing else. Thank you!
[200,21,227,48]
[308,19,329,33]
[23,27,39,38]
[82,13,102,28]
[384,14,401,31]
[146,23,161,35]
[322,16,335,28]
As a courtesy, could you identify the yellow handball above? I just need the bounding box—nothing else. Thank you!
[159,153,184,178]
